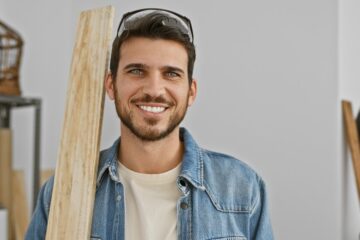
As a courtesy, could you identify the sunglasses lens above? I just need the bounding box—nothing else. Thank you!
[117,9,193,42]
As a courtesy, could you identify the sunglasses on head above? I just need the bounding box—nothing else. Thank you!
[116,8,194,43]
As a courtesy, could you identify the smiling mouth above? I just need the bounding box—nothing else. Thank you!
[138,105,167,113]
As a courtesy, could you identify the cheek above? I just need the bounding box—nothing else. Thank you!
[115,81,142,104]
[172,88,191,105]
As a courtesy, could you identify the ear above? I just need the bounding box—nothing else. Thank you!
[187,79,197,107]
[105,72,115,100]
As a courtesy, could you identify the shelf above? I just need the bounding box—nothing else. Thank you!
[0,94,42,211]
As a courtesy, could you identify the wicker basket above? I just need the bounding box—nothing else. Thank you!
[0,20,23,96]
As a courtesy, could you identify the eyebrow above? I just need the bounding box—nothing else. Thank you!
[162,65,185,75]
[123,64,185,75]
[123,63,148,71]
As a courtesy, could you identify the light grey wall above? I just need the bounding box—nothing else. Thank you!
[1,0,346,239]
[0,209,7,239]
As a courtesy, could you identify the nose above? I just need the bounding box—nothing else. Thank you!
[142,72,166,97]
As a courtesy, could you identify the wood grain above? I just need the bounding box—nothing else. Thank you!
[46,6,114,240]
[11,170,29,240]
[342,100,360,200]
[0,128,14,240]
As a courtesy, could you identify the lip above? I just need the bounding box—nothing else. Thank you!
[135,102,169,108]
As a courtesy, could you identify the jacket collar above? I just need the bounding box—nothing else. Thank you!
[96,127,205,190]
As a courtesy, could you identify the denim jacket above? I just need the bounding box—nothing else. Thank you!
[26,128,274,240]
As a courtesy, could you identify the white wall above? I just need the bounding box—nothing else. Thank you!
[1,0,346,239]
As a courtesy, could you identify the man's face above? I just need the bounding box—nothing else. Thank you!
[106,37,197,141]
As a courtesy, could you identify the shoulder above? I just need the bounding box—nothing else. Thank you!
[40,175,55,214]
[202,148,262,182]
[25,176,55,239]
[28,174,55,225]
[201,148,266,213]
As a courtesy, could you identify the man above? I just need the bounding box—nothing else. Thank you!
[26,8,273,240]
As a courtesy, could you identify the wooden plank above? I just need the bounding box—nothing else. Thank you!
[40,169,55,186]
[11,170,29,240]
[0,128,14,240]
[46,6,114,240]
[342,100,360,200]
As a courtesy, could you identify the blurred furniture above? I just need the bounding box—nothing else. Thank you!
[0,20,23,96]
[342,100,360,200]
[0,94,42,209]
[0,94,41,239]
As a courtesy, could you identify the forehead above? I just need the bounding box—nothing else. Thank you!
[118,37,188,70]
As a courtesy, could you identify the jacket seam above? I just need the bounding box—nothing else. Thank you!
[198,147,204,186]
[249,177,264,215]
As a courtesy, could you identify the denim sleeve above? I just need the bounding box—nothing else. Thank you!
[25,176,54,240]
[249,177,274,240]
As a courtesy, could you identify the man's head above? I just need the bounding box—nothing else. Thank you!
[106,9,197,142]
[110,8,196,83]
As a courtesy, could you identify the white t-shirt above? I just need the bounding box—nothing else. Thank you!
[118,161,182,240]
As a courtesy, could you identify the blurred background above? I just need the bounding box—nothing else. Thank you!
[0,0,359,239]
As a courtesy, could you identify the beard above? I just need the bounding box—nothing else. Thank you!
[113,89,189,142]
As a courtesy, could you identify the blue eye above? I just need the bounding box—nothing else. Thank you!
[165,72,180,78]
[129,69,143,75]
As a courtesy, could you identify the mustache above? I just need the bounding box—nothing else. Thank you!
[130,94,175,106]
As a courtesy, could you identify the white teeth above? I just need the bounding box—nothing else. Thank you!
[139,105,166,113]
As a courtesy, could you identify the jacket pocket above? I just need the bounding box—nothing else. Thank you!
[207,237,246,240]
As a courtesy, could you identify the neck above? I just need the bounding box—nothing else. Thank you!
[118,126,184,174]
